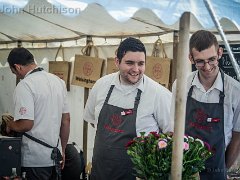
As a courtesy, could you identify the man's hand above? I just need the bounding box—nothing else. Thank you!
[2,113,14,122]
[4,114,14,135]
[1,113,14,136]
[61,153,65,170]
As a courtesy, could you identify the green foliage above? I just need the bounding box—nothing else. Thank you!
[126,132,212,180]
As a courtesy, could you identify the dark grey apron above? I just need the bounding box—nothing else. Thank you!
[185,71,226,180]
[90,85,142,180]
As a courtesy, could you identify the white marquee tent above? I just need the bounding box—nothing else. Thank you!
[0,0,239,44]
[0,0,240,164]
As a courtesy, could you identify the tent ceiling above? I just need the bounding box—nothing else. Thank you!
[0,0,239,44]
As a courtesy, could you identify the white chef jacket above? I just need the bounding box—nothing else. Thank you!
[84,72,173,135]
[13,69,69,167]
[171,70,240,146]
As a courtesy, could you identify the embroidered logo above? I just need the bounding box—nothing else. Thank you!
[194,108,208,123]
[188,108,213,132]
[104,114,125,133]
[19,107,27,115]
[104,124,124,133]
[110,114,122,127]
[188,121,213,132]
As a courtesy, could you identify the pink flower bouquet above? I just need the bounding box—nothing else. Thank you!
[126,132,212,180]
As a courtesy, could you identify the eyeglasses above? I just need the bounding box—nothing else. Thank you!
[194,56,218,67]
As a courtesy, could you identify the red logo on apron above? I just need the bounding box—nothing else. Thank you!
[194,108,208,123]
[111,114,122,127]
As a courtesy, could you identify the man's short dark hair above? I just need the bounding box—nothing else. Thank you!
[116,37,146,62]
[189,30,219,53]
[7,47,34,68]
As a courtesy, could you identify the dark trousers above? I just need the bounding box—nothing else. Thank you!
[21,167,57,180]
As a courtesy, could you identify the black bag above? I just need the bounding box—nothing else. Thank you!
[62,143,86,180]
[0,137,22,176]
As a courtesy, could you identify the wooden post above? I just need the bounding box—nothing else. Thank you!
[83,36,92,163]
[171,12,190,180]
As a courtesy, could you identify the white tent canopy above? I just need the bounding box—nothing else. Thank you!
[0,0,239,45]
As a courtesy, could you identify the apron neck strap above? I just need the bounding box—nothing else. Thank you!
[133,89,142,110]
[30,67,44,75]
[219,69,225,104]
[105,85,115,104]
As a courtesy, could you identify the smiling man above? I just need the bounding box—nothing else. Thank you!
[171,30,240,179]
[84,37,172,180]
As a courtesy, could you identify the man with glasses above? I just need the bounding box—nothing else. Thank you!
[171,30,240,179]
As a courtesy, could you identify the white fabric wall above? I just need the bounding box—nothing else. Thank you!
[0,42,174,163]
[0,66,15,115]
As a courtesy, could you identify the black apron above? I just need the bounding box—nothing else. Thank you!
[185,71,226,180]
[90,85,142,180]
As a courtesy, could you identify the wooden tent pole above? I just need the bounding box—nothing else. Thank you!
[83,89,89,163]
[171,12,190,180]
[83,36,92,164]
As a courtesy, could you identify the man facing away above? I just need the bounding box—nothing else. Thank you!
[84,37,173,180]
[171,30,240,180]
[6,47,70,180]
